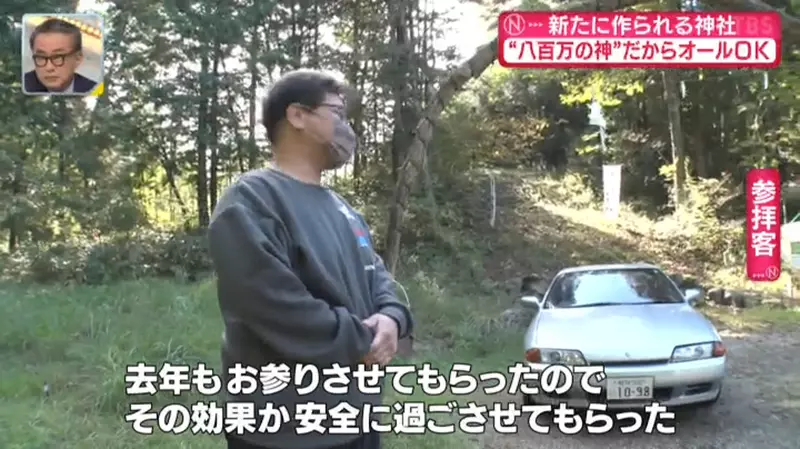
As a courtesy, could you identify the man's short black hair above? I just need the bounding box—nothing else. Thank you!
[29,18,83,52]
[262,70,344,144]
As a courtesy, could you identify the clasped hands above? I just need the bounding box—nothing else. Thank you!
[361,313,399,366]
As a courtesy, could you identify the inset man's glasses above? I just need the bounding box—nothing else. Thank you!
[33,51,78,68]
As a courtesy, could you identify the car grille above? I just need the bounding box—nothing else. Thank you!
[685,382,713,395]
[589,359,669,367]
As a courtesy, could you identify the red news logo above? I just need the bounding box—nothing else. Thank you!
[497,11,781,69]
[746,168,782,282]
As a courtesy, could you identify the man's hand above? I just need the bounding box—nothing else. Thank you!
[361,313,399,366]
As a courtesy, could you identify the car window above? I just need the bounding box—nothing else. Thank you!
[545,268,685,308]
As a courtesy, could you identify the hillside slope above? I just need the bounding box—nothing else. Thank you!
[447,169,795,298]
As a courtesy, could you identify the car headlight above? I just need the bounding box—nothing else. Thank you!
[670,341,726,362]
[525,348,587,365]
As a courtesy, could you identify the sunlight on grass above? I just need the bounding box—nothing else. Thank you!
[708,267,793,295]
[540,202,647,236]
[701,304,800,331]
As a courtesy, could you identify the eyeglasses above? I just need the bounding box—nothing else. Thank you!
[298,102,347,119]
[318,102,346,116]
[32,51,78,68]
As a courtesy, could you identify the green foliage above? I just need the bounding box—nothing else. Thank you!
[1,0,798,300]
[5,230,212,285]
[657,167,746,267]
[559,70,646,107]
[684,180,746,266]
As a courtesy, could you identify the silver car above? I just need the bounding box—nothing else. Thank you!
[520,263,726,409]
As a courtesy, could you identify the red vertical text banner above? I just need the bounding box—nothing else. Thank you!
[746,168,782,282]
[498,11,782,69]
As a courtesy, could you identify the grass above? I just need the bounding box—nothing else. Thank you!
[700,303,800,332]
[0,269,519,449]
[4,276,797,449]
[5,273,797,449]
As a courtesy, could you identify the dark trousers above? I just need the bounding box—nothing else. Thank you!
[225,432,381,449]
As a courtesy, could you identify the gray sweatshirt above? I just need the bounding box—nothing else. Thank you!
[208,168,413,449]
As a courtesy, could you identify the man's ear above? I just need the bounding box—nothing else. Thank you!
[285,103,307,130]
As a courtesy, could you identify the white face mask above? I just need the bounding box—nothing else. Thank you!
[326,117,357,170]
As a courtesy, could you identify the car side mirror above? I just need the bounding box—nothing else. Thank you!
[683,288,703,305]
[520,295,542,308]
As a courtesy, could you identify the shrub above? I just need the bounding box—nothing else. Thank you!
[7,229,212,285]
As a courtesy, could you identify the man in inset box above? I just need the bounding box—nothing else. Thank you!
[23,18,97,94]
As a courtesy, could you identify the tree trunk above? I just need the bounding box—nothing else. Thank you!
[381,0,655,273]
[388,0,412,186]
[209,42,221,212]
[346,0,364,181]
[196,54,210,227]
[7,149,27,253]
[383,38,498,272]
[661,69,686,210]
[247,22,260,170]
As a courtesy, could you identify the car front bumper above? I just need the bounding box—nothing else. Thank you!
[524,356,726,409]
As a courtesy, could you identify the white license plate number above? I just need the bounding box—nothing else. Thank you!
[606,377,654,400]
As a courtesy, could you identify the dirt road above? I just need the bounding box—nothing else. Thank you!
[482,329,800,449]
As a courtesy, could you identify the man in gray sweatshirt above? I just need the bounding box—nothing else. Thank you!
[208,70,414,449]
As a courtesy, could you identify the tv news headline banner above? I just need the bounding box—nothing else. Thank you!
[124,362,676,436]
[746,168,782,282]
[498,11,781,69]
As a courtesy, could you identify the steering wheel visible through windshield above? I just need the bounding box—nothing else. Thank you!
[545,268,685,309]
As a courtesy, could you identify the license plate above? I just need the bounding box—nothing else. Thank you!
[606,377,654,400]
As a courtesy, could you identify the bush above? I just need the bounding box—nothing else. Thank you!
[659,175,746,266]
[5,229,213,285]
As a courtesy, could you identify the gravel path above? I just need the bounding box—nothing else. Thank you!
[481,329,800,449]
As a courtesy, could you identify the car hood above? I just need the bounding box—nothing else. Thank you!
[531,303,719,362]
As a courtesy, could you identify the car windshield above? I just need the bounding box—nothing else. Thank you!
[545,268,685,309]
